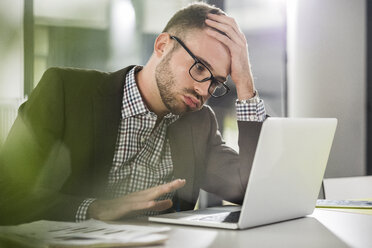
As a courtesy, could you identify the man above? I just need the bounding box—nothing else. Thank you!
[0,2,266,225]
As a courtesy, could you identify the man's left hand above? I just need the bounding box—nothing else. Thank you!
[205,13,255,100]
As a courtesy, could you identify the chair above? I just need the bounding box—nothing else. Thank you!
[323,176,372,200]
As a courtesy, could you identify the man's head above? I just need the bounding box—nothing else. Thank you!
[162,2,226,41]
[140,2,231,117]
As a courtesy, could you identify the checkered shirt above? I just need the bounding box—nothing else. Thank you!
[236,98,266,121]
[75,66,266,222]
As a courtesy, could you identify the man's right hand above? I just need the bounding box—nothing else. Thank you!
[87,179,186,221]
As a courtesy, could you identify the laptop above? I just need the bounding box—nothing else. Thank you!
[149,117,338,229]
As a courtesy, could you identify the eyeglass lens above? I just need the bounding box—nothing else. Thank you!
[209,82,227,97]
[190,62,227,97]
[190,62,211,82]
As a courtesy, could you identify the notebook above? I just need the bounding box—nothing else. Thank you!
[149,117,338,229]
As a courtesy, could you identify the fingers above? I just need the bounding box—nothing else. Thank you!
[123,199,174,219]
[134,179,186,201]
[205,14,248,63]
[127,199,156,211]
[149,199,173,212]
[205,14,246,45]
[207,13,240,34]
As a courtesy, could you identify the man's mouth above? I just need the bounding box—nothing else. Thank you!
[183,95,200,109]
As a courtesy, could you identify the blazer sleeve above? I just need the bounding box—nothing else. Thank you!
[0,68,88,225]
[201,106,263,204]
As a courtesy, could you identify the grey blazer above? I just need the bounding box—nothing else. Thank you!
[0,66,262,225]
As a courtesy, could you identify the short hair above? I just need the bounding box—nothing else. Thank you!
[162,2,226,40]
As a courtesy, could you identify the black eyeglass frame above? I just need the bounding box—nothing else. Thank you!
[170,35,230,98]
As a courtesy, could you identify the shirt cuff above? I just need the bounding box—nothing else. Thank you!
[236,99,266,122]
[75,198,96,222]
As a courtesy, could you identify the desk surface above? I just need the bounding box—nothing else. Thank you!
[0,209,370,248]
[128,209,372,248]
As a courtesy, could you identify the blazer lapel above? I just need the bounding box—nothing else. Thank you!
[91,67,133,197]
[168,118,196,210]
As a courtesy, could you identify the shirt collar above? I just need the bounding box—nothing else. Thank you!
[122,66,148,119]
[121,66,179,123]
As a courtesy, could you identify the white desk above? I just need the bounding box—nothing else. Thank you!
[134,209,372,248]
[0,209,370,247]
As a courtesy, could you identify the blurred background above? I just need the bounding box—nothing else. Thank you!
[0,0,370,186]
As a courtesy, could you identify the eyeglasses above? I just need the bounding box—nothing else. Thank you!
[170,36,230,98]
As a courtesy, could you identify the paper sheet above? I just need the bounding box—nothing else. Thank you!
[0,219,170,247]
[316,198,372,216]
[316,199,372,209]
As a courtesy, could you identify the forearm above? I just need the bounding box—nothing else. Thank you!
[202,102,265,203]
[234,71,255,100]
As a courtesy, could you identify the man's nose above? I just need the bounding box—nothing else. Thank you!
[193,81,210,98]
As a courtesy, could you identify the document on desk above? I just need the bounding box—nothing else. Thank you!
[0,219,170,247]
[315,199,372,215]
[316,199,372,209]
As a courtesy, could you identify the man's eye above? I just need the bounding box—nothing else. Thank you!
[210,79,219,89]
[212,79,221,85]
[195,63,206,72]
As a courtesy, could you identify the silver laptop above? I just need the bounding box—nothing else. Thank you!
[149,117,337,229]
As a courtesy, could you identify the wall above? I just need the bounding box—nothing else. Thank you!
[0,0,24,99]
[0,0,24,145]
[34,0,108,29]
[287,0,366,177]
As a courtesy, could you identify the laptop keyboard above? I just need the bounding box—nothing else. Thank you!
[197,211,241,223]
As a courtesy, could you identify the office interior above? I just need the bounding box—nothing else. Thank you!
[0,0,370,186]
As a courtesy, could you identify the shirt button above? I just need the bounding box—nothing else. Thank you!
[140,137,145,143]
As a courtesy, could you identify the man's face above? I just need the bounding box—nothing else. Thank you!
[155,29,230,115]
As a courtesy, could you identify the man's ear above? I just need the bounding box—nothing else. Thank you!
[154,33,172,58]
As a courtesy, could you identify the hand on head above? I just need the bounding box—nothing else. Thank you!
[205,13,256,99]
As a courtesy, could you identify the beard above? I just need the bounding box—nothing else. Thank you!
[155,52,196,115]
